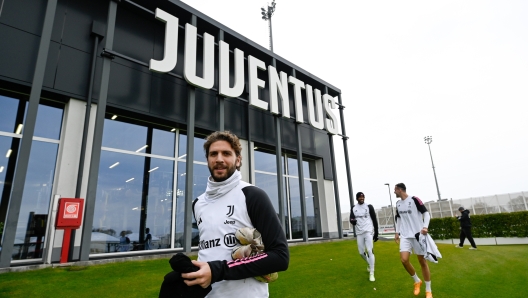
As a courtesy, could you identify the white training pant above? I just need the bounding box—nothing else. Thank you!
[357,232,375,273]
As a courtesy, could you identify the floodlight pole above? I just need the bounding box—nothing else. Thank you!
[261,1,276,52]
[424,136,442,201]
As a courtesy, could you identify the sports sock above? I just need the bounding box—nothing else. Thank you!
[411,274,420,283]
[425,281,431,292]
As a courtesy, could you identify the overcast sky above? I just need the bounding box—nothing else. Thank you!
[181,0,528,211]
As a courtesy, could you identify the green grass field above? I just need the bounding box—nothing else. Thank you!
[1,240,527,297]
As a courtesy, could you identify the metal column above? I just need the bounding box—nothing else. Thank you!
[290,69,308,242]
[0,0,58,268]
[183,15,198,253]
[217,29,224,131]
[336,94,356,237]
[271,58,286,234]
[70,22,104,261]
[79,0,118,261]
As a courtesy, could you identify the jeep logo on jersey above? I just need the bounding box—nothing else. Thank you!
[224,233,237,247]
[226,205,234,217]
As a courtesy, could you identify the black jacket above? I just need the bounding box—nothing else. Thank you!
[457,210,472,228]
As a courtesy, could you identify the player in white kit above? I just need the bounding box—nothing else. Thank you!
[350,192,379,281]
[181,131,289,297]
[394,183,433,298]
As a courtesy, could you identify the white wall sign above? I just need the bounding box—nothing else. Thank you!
[149,8,338,134]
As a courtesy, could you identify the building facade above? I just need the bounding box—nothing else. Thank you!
[0,0,353,268]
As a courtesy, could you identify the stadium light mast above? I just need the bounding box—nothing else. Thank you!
[384,183,396,231]
[261,1,276,52]
[424,136,442,201]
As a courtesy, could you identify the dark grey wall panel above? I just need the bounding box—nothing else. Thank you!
[300,125,317,154]
[58,0,107,53]
[43,41,61,89]
[224,99,246,138]
[113,6,156,68]
[150,76,187,123]
[250,108,275,145]
[107,62,151,113]
[194,88,218,131]
[314,130,333,179]
[0,24,39,83]
[281,119,297,151]
[0,0,46,35]
[54,45,92,97]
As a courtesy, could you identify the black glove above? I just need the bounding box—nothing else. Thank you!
[159,253,212,298]
[373,232,378,242]
[350,218,357,225]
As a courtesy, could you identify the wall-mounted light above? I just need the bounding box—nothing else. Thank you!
[0,166,4,172]
[6,149,12,158]
[111,115,117,120]
[15,124,23,134]
[171,128,176,132]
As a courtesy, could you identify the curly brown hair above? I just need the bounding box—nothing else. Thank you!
[203,131,243,170]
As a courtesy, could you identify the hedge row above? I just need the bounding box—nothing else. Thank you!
[428,211,528,239]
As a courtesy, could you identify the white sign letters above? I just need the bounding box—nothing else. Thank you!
[149,8,338,134]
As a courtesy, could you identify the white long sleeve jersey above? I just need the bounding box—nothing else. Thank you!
[193,180,289,297]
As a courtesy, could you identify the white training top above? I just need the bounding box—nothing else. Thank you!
[395,195,430,239]
[352,203,374,235]
[194,180,268,297]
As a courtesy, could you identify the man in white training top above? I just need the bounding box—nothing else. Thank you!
[350,192,378,282]
[394,183,433,298]
[182,131,289,297]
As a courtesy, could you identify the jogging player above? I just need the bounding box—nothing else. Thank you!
[350,192,379,281]
[394,183,433,298]
[181,131,289,297]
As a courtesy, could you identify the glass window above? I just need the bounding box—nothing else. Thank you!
[102,118,148,152]
[0,95,20,133]
[304,180,321,238]
[255,172,279,214]
[0,94,63,260]
[34,105,63,140]
[93,149,176,253]
[12,141,59,260]
[287,177,302,240]
[254,150,277,173]
[174,134,208,248]
[151,128,175,157]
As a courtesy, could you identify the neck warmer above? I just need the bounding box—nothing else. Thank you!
[205,170,241,202]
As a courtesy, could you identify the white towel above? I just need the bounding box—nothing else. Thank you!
[418,233,442,263]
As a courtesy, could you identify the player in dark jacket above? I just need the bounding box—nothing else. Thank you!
[455,207,477,250]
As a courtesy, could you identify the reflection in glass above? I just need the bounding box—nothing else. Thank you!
[34,105,63,140]
[93,150,175,253]
[304,180,321,237]
[151,129,175,157]
[0,95,20,132]
[254,150,277,173]
[255,172,279,214]
[177,134,207,163]
[288,177,302,239]
[102,119,147,152]
[174,160,208,248]
[12,141,59,260]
